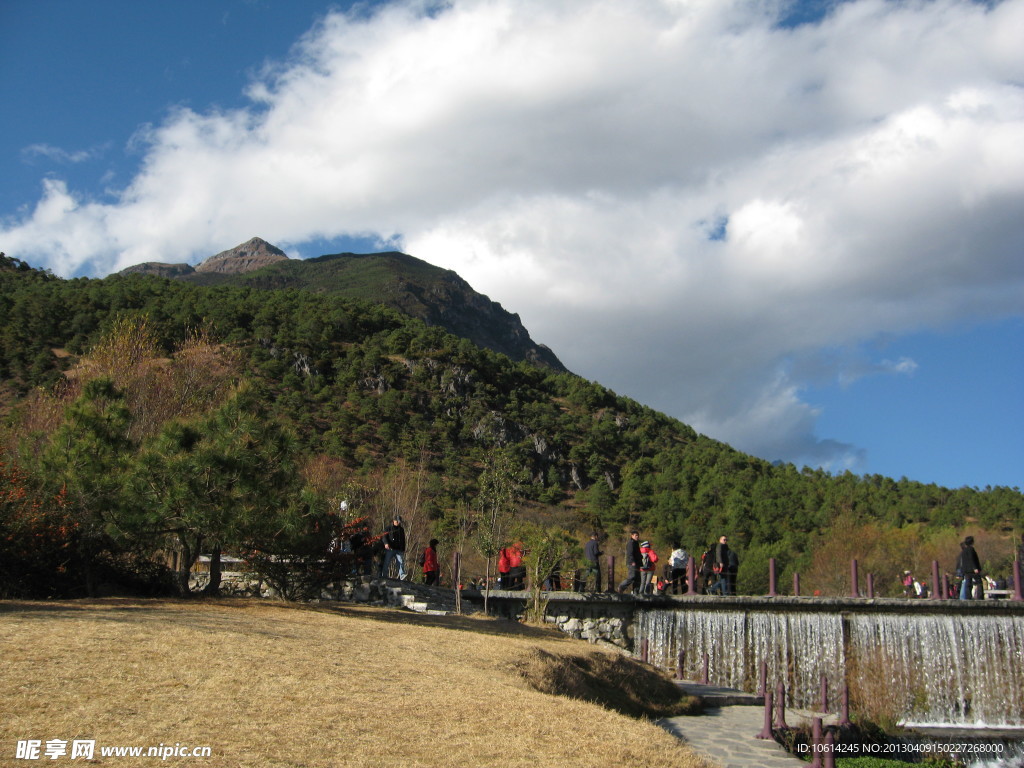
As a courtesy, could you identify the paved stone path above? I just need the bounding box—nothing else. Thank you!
[659,682,834,768]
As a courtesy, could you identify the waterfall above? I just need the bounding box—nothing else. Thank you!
[636,607,1024,727]
[848,613,1024,727]
[636,608,844,708]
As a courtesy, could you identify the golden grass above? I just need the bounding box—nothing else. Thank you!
[0,599,712,767]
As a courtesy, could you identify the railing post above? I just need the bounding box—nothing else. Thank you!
[756,688,774,739]
[839,685,851,726]
[774,681,788,729]
[931,560,941,600]
[768,557,777,597]
[1015,560,1023,601]
[810,717,823,768]
[850,559,859,598]
[823,730,836,768]
[686,556,696,596]
[867,573,875,599]
[676,650,686,680]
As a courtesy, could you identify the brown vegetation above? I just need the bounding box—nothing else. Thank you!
[803,516,1019,597]
[0,599,708,768]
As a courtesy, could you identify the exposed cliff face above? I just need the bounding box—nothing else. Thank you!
[195,237,289,274]
[402,268,565,370]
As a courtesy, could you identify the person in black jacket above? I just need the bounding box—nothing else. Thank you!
[381,516,407,580]
[709,535,732,595]
[617,531,642,594]
[583,532,603,592]
[957,535,982,600]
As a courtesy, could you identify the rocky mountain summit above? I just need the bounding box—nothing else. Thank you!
[118,238,565,371]
[120,237,288,279]
[195,237,289,274]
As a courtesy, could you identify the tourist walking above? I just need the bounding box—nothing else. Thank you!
[618,531,642,594]
[583,531,603,592]
[957,536,982,600]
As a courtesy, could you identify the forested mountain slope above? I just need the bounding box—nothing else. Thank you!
[1,252,1021,597]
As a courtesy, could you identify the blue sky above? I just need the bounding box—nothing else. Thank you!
[2,0,1022,490]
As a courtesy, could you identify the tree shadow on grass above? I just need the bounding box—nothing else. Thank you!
[0,596,572,642]
[311,601,571,640]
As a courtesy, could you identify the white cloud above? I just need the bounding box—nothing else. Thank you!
[20,143,106,164]
[2,0,1023,469]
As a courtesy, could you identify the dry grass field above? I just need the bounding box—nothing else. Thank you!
[0,598,712,768]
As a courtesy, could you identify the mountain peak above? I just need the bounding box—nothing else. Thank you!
[195,237,288,275]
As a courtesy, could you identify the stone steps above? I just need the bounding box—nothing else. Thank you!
[382,580,477,616]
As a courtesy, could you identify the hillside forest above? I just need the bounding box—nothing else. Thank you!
[1,252,1021,600]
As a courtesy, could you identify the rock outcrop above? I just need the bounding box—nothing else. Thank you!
[195,237,288,275]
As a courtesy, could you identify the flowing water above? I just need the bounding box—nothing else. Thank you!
[635,607,1024,728]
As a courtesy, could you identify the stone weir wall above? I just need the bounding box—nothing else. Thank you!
[477,591,1024,650]
[195,569,1023,654]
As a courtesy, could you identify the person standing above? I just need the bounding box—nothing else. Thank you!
[669,543,689,595]
[618,531,642,594]
[711,535,731,595]
[421,538,439,586]
[726,547,739,596]
[497,546,511,589]
[506,541,526,590]
[957,536,982,600]
[583,532,603,592]
[902,570,915,598]
[639,541,658,595]
[381,515,407,580]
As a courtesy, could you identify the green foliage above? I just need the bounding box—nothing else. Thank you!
[516,519,579,621]
[129,391,302,594]
[243,503,370,602]
[37,378,135,595]
[1,258,1022,598]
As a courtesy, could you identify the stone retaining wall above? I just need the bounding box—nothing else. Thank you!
[480,591,639,648]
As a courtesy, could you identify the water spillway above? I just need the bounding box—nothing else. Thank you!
[635,599,1024,728]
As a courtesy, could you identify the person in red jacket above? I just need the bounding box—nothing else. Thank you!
[422,538,439,586]
[639,541,659,595]
[506,542,526,590]
[497,547,511,589]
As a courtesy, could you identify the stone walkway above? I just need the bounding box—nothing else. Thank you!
[659,682,832,768]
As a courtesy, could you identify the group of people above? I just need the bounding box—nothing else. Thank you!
[610,531,738,596]
[335,515,441,584]
[902,536,1007,600]
[497,542,527,590]
[345,524,1012,603]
